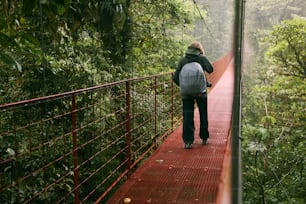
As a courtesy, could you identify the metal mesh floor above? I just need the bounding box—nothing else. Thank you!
[106,60,234,204]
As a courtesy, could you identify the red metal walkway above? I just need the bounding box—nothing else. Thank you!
[105,58,235,204]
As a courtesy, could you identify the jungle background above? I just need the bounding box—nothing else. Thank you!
[242,0,305,203]
[0,0,305,203]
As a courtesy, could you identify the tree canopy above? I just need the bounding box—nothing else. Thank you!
[0,0,200,104]
[243,1,306,203]
[265,17,306,78]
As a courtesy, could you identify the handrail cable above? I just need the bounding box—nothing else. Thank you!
[192,0,215,40]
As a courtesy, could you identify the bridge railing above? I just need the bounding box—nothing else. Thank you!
[0,73,182,204]
[0,51,233,204]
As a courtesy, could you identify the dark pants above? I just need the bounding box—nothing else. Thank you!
[182,93,209,144]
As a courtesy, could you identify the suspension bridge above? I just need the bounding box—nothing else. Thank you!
[0,51,237,204]
[104,52,234,204]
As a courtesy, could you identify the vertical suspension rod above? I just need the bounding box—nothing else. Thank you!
[232,0,245,203]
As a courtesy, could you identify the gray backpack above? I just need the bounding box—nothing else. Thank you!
[179,62,207,95]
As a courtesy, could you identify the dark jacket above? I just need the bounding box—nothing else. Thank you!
[173,47,214,86]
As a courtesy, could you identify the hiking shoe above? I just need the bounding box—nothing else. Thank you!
[184,143,192,149]
[202,139,208,145]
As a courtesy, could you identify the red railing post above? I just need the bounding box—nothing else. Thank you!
[125,81,131,172]
[154,76,157,146]
[171,74,174,131]
[71,93,80,204]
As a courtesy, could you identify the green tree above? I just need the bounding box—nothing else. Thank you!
[0,0,201,104]
[245,0,306,55]
[265,17,306,78]
[0,1,205,202]
[243,16,306,204]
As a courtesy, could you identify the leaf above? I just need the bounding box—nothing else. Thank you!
[6,148,16,156]
[21,33,40,46]
[0,32,17,48]
[260,116,276,125]
[247,141,266,153]
[0,53,22,72]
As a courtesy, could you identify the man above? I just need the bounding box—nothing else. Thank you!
[173,42,213,149]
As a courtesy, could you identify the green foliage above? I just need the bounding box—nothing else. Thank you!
[0,53,22,72]
[243,75,306,203]
[0,0,199,104]
[243,13,306,203]
[245,0,306,57]
[0,1,194,202]
[264,16,306,78]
